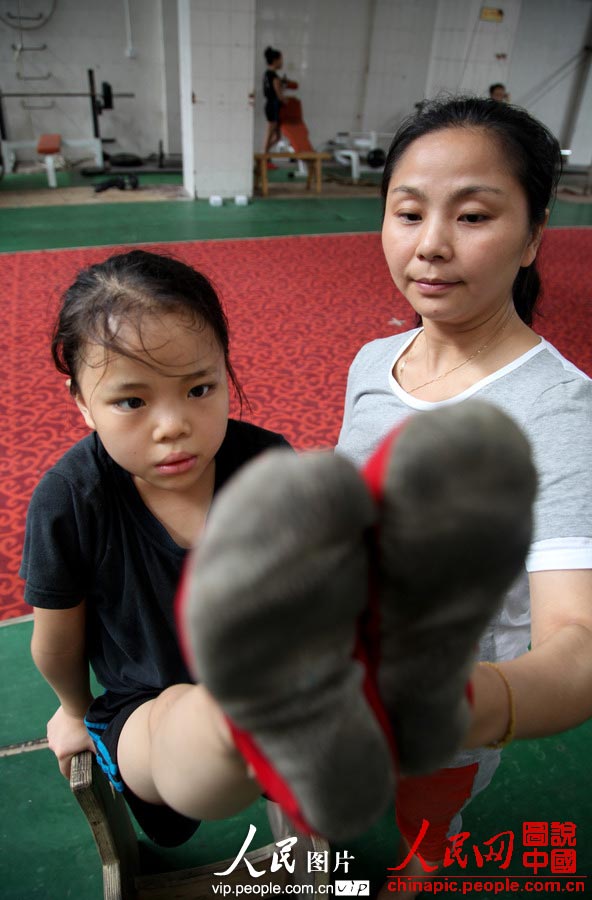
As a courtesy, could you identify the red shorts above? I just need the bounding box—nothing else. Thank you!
[396,764,480,861]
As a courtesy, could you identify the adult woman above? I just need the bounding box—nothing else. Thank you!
[337,97,592,894]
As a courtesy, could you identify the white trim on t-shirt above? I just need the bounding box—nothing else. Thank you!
[387,331,546,410]
[526,537,592,572]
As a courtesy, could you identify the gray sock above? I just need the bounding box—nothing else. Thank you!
[183,449,395,841]
[373,400,536,773]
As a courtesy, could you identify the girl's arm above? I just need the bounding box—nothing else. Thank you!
[31,603,95,776]
[466,568,592,747]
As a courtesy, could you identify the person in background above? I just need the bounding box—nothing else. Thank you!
[262,46,287,166]
[489,82,510,102]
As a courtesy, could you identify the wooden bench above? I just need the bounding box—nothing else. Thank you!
[254,151,332,197]
[70,750,330,900]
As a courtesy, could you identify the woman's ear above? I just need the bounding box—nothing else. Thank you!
[521,210,549,268]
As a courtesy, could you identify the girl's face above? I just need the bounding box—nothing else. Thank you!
[381,127,545,328]
[74,312,229,497]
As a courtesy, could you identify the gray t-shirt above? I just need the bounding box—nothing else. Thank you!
[337,331,592,664]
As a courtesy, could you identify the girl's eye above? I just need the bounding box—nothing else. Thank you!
[115,397,145,410]
[189,384,211,398]
[397,211,422,222]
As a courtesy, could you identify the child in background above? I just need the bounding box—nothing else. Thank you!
[262,46,287,162]
[21,250,290,845]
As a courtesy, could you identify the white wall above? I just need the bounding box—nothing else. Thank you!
[570,61,592,169]
[509,0,592,162]
[255,0,371,150]
[363,0,437,135]
[1,0,590,173]
[254,0,591,163]
[425,0,523,98]
[254,0,437,152]
[0,0,168,159]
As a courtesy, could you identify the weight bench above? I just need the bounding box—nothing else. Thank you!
[70,750,330,900]
[1,135,104,181]
[331,131,390,184]
[36,133,62,188]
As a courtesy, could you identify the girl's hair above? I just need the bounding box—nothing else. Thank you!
[51,249,246,408]
[381,96,562,324]
[264,46,282,65]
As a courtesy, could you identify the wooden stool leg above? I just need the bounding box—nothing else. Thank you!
[315,157,322,193]
[71,751,139,900]
[253,159,260,194]
[70,751,334,899]
[261,156,269,196]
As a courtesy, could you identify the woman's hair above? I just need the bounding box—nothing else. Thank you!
[264,46,282,65]
[381,96,562,324]
[51,249,245,407]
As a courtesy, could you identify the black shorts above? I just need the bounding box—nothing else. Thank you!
[85,690,201,847]
[265,99,281,123]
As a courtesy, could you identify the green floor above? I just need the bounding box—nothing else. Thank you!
[1,179,591,897]
[1,168,591,253]
[2,620,591,898]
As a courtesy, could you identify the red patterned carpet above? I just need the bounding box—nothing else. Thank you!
[1,229,591,619]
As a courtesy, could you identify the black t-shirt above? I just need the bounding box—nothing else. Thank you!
[263,68,279,102]
[20,419,290,695]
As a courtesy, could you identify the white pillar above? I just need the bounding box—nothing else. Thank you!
[160,0,182,157]
[178,0,255,200]
[178,0,196,197]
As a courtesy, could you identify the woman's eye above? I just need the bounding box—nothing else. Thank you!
[115,397,145,410]
[397,211,422,222]
[460,213,488,223]
[189,384,211,398]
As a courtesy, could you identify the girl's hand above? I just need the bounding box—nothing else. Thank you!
[46,706,95,778]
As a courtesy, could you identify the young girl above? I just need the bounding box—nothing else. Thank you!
[262,46,287,159]
[335,97,592,895]
[20,250,290,845]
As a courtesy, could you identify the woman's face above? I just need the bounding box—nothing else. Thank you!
[381,127,544,327]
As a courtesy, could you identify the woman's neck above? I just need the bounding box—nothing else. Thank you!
[396,305,539,400]
[420,304,519,366]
